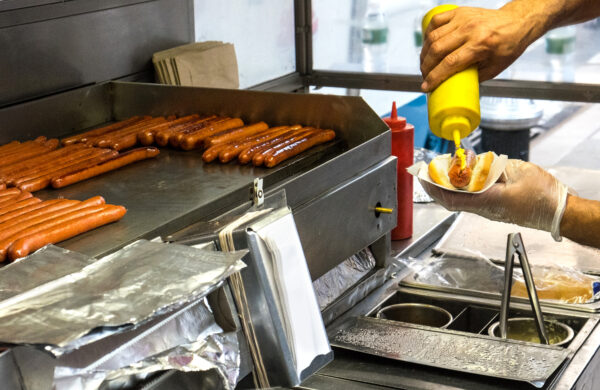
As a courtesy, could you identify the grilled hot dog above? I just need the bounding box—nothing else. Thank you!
[8,205,127,261]
[51,147,160,188]
[448,149,477,188]
[264,130,336,168]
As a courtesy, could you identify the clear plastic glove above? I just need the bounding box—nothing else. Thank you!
[420,159,569,240]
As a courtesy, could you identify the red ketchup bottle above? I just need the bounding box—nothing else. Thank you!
[383,101,414,240]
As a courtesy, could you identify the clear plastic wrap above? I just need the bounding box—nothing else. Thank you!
[405,253,600,304]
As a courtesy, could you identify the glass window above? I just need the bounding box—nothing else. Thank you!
[312,0,600,84]
[193,0,295,88]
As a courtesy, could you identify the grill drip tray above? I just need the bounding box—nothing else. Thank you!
[329,288,597,388]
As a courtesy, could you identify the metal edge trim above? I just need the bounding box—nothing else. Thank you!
[304,71,600,103]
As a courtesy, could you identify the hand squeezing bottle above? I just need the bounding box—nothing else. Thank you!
[422,4,480,163]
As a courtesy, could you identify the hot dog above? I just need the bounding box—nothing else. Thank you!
[0,199,67,225]
[0,197,42,217]
[448,149,477,188]
[1,137,47,159]
[61,116,147,145]
[137,115,201,146]
[201,126,289,163]
[237,129,302,165]
[8,205,127,261]
[203,122,269,149]
[0,144,89,180]
[93,117,167,148]
[0,197,104,252]
[264,130,336,168]
[0,188,21,198]
[0,191,33,208]
[110,133,139,151]
[14,149,118,191]
[51,147,160,188]
[82,117,158,146]
[202,143,235,163]
[1,138,56,160]
[155,117,215,147]
[0,199,80,231]
[167,116,221,148]
[144,115,203,146]
[428,150,495,192]
[215,126,299,163]
[0,203,109,262]
[2,146,95,185]
[252,128,316,166]
[180,118,245,151]
[0,141,20,154]
[0,139,59,168]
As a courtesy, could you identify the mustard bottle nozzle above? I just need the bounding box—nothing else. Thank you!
[441,115,471,141]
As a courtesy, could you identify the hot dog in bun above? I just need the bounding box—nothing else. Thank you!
[428,150,494,192]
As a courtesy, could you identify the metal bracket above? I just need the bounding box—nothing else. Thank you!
[253,178,264,207]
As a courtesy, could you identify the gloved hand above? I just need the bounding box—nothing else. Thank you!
[420,159,569,241]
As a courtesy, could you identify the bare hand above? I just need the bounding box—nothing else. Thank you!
[420,6,533,92]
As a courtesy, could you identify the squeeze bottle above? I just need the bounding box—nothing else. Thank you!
[422,4,480,153]
[384,102,414,240]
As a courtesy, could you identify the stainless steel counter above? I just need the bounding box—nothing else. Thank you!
[311,165,600,390]
[33,145,336,259]
[3,81,396,278]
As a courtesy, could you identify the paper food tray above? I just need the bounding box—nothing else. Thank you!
[407,152,508,194]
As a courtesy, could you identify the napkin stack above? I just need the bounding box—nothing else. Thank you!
[152,41,239,89]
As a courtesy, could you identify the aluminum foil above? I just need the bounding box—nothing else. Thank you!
[313,248,376,310]
[53,298,240,390]
[0,245,95,301]
[0,240,246,352]
[413,148,436,203]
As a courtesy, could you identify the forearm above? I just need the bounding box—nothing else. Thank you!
[502,0,600,40]
[560,194,600,249]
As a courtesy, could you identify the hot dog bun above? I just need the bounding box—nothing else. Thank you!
[428,151,494,192]
[467,151,494,192]
[428,157,454,189]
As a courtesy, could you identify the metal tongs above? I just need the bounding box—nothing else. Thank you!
[500,232,549,344]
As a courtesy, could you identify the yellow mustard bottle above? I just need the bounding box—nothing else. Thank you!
[422,4,480,150]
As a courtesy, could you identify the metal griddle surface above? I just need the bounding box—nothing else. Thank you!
[33,143,340,259]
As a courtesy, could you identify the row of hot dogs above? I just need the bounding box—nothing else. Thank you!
[0,137,159,193]
[0,113,334,262]
[0,189,126,262]
[62,114,336,167]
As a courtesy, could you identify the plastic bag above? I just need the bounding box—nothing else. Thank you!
[511,265,600,304]
[407,252,600,304]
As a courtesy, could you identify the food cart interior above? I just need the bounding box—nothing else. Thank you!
[2,1,600,390]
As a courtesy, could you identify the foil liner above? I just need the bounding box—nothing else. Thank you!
[0,245,95,301]
[313,248,376,310]
[53,298,240,390]
[0,240,246,352]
